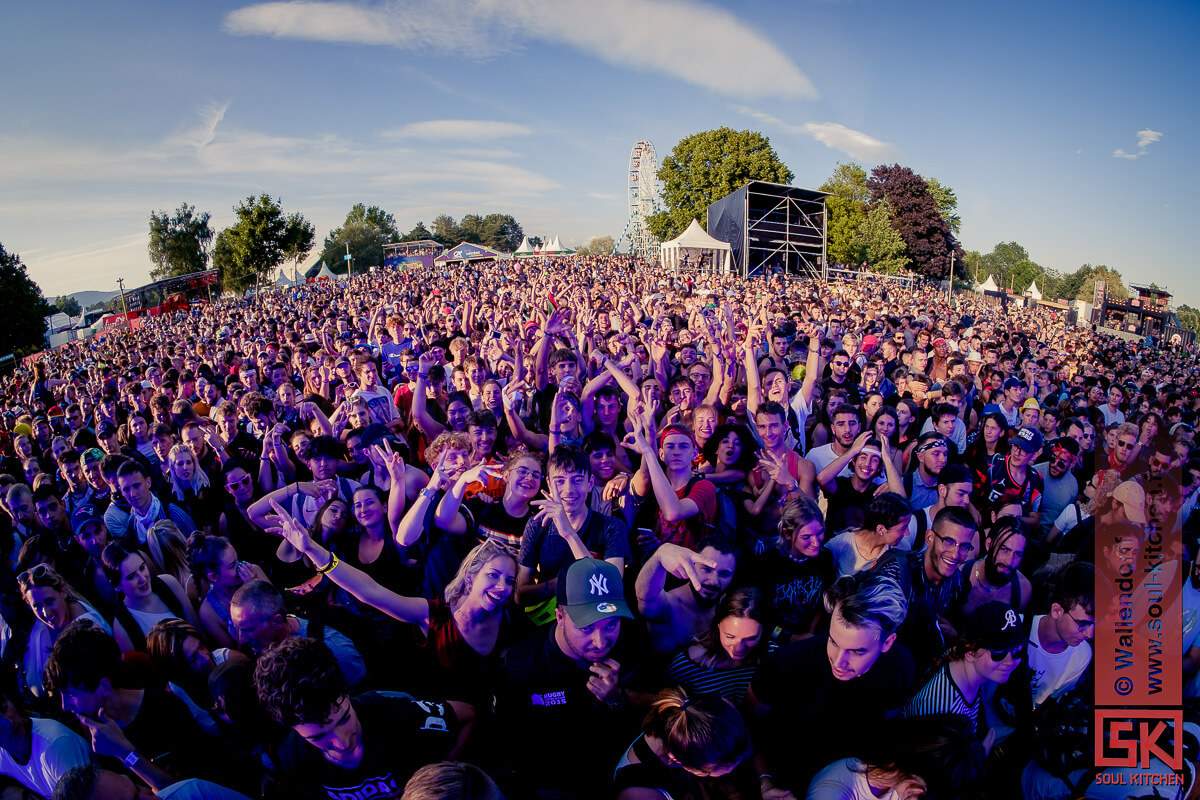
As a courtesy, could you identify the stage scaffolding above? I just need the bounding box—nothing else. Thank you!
[707,181,827,279]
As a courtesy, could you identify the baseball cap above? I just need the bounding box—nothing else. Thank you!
[1111,481,1147,524]
[1013,427,1044,453]
[962,602,1025,654]
[70,506,103,536]
[555,558,634,628]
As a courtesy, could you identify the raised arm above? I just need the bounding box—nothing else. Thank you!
[269,500,432,631]
[411,352,447,439]
[635,543,716,620]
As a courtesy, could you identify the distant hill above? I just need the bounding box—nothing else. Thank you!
[66,290,119,310]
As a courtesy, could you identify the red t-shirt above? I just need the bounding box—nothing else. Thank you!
[657,477,718,551]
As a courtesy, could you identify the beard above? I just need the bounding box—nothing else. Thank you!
[690,583,722,608]
[984,557,1010,586]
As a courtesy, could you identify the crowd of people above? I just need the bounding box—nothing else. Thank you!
[0,255,1196,799]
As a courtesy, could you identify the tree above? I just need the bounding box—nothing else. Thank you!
[321,204,400,274]
[210,194,291,293]
[576,235,615,256]
[647,128,793,242]
[820,162,871,205]
[478,213,524,252]
[858,202,909,274]
[0,243,52,356]
[147,203,214,280]
[1176,304,1200,335]
[1077,264,1129,302]
[281,212,315,279]
[976,241,1041,294]
[53,295,82,316]
[868,164,962,280]
[431,215,460,246]
[824,194,868,266]
[401,222,435,242]
[923,178,961,235]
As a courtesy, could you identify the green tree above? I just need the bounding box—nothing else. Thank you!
[401,221,435,242]
[431,215,461,246]
[923,178,961,235]
[576,235,615,256]
[820,162,870,204]
[147,203,214,280]
[979,241,1042,293]
[478,213,524,252]
[321,204,400,274]
[1077,264,1129,302]
[0,243,52,356]
[824,194,868,266]
[281,212,316,279]
[858,202,909,274]
[53,295,82,316]
[647,128,793,242]
[962,250,986,284]
[1176,304,1200,335]
[211,194,291,292]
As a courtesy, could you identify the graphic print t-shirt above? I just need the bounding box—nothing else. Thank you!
[273,691,458,800]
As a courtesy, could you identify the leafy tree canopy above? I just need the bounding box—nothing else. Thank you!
[147,203,214,281]
[647,128,792,242]
[321,204,400,275]
[0,243,52,356]
[53,295,82,316]
[576,235,615,256]
[868,164,962,280]
[211,194,291,293]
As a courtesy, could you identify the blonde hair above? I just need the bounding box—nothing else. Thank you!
[444,540,515,612]
[168,443,210,497]
[146,519,193,589]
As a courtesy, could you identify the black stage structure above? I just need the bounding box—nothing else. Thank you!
[706,181,827,279]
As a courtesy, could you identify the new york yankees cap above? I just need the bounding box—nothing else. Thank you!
[556,558,634,628]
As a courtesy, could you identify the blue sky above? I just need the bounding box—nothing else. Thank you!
[2,0,1196,303]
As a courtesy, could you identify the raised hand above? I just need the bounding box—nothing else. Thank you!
[655,543,718,593]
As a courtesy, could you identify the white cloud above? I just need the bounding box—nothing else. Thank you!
[382,120,532,140]
[733,106,894,160]
[802,122,893,160]
[225,0,816,99]
[1113,128,1163,160]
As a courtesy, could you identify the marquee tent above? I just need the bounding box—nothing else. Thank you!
[514,237,535,257]
[434,241,510,264]
[975,275,1000,293]
[660,219,732,272]
[539,236,574,256]
[1023,281,1043,301]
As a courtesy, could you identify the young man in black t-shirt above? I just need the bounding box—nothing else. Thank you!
[497,558,641,799]
[748,571,915,796]
[254,637,465,800]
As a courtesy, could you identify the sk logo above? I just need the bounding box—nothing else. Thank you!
[589,573,609,596]
[1001,609,1018,630]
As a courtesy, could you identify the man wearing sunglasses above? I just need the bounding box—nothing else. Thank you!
[1026,561,1094,708]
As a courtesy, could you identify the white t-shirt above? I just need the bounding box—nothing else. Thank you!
[0,717,91,798]
[807,758,900,800]
[1028,614,1092,707]
[806,443,852,479]
[789,389,813,453]
[1099,404,1125,427]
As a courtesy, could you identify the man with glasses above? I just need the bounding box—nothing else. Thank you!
[1025,561,1094,708]
[822,349,861,405]
[875,506,978,665]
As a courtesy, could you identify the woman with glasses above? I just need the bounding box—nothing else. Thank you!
[433,450,543,556]
[18,564,110,698]
[902,602,1025,740]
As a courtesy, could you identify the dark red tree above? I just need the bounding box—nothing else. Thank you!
[868,164,963,280]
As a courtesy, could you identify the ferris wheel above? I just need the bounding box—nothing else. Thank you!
[618,139,661,259]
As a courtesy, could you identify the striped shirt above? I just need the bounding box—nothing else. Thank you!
[902,663,980,734]
[665,651,758,703]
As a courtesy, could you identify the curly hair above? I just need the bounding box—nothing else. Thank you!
[253,637,347,727]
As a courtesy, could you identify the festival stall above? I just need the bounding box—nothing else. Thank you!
[434,242,511,264]
[660,219,733,272]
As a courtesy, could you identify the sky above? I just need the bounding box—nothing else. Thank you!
[1,0,1197,304]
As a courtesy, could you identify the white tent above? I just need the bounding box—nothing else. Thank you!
[514,236,535,256]
[659,219,732,273]
[274,267,297,286]
[314,262,337,280]
[1024,280,1043,300]
[975,274,1000,293]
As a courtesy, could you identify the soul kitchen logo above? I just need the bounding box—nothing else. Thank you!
[1095,709,1184,771]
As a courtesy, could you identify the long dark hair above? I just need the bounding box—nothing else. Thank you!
[693,587,766,667]
[701,422,756,473]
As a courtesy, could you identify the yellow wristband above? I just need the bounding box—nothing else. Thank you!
[316,552,340,574]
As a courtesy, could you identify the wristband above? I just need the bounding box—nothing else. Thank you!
[420,486,440,500]
[123,751,141,769]
[316,552,340,574]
